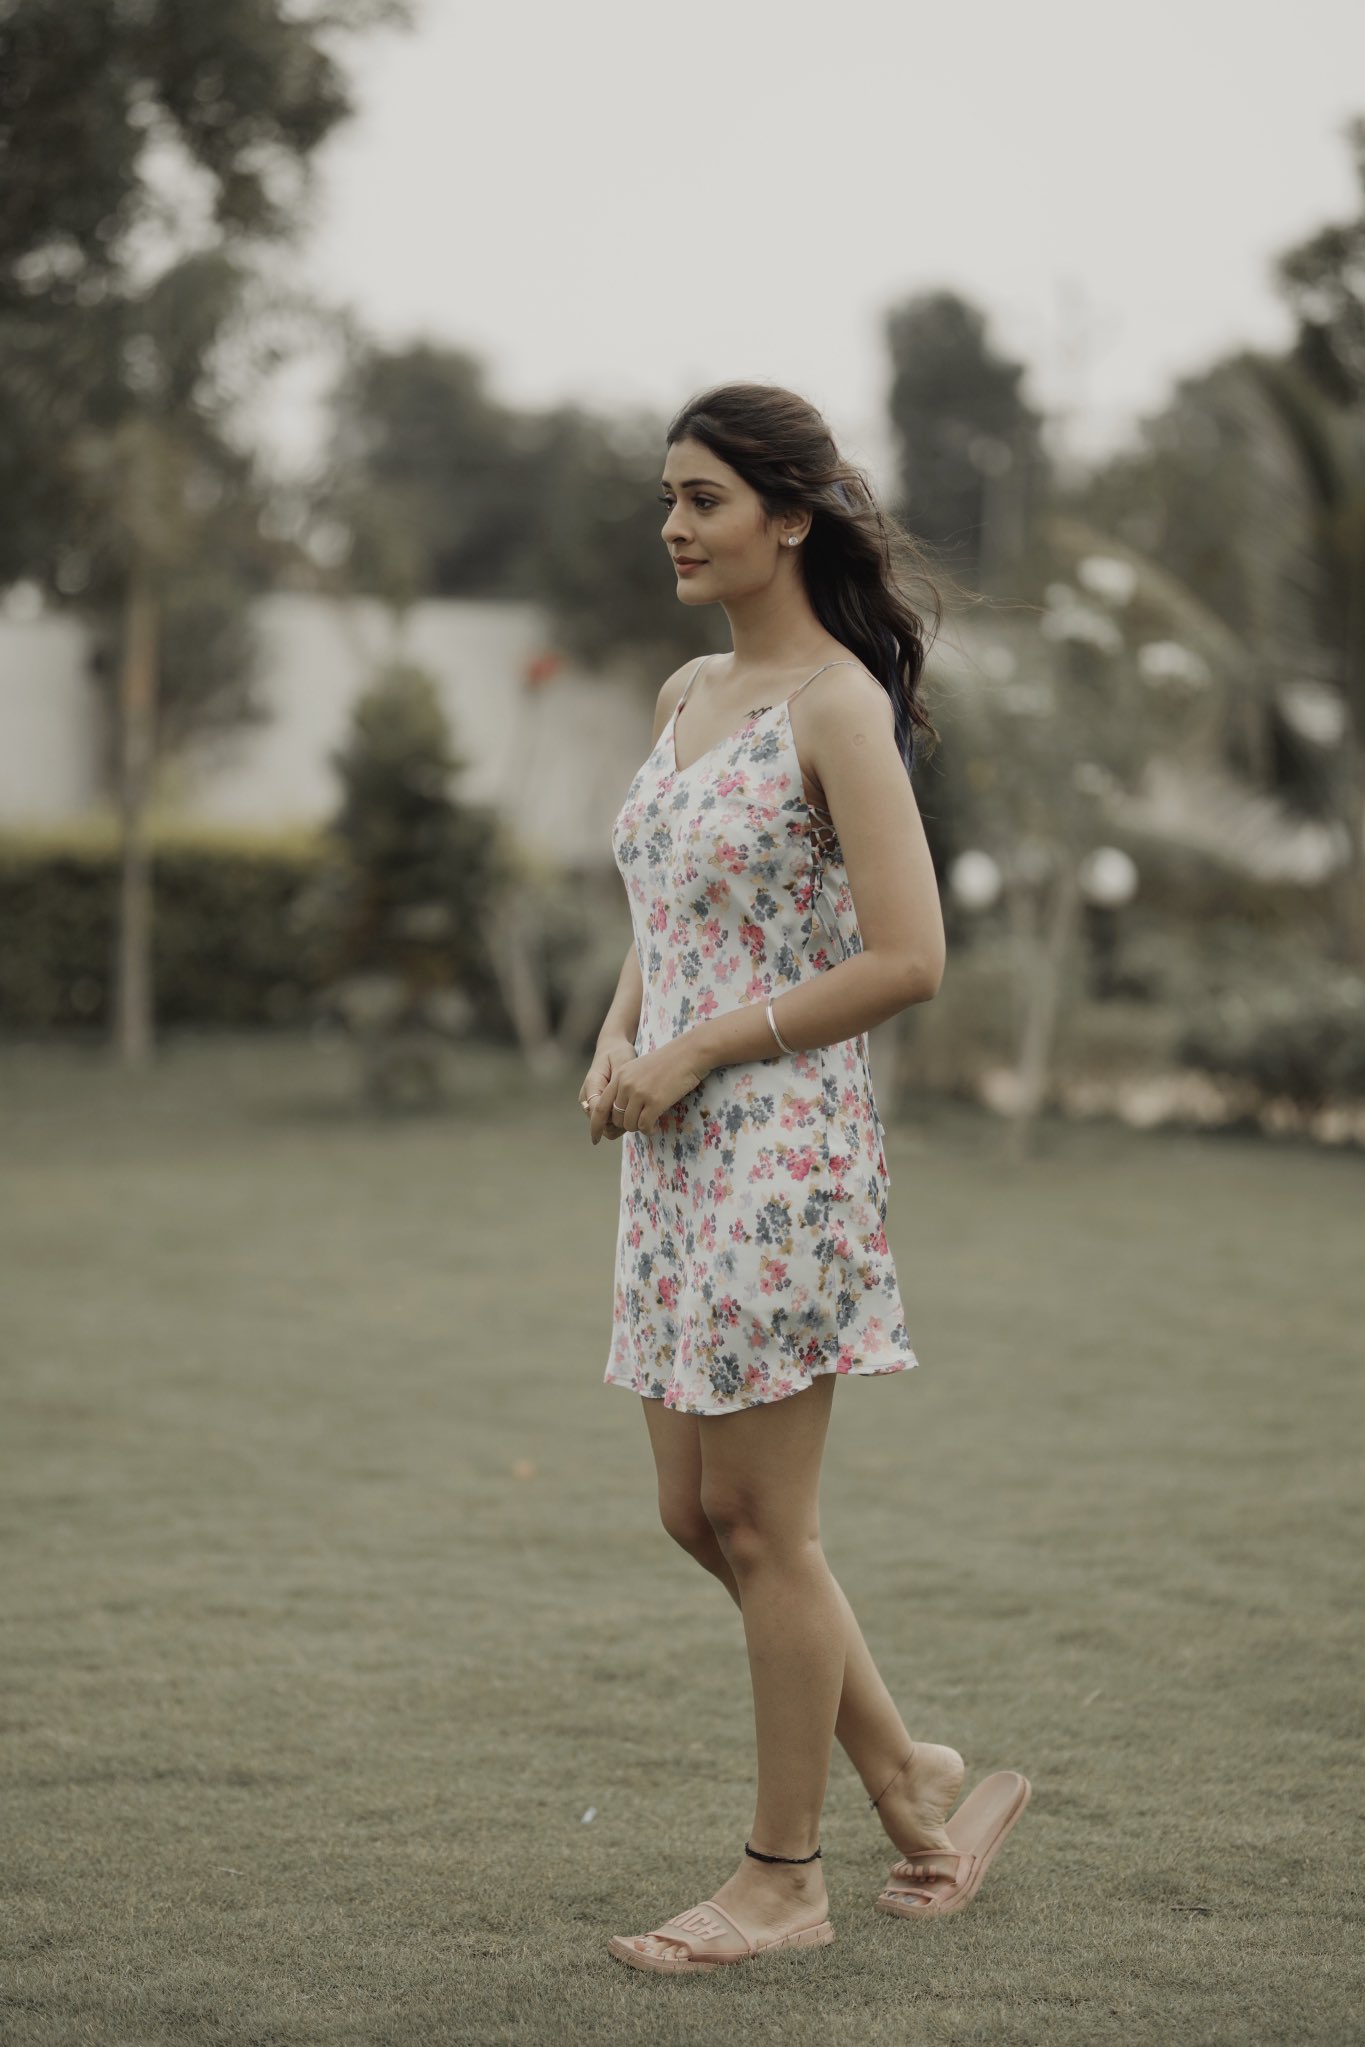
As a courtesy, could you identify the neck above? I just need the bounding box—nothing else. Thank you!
[718,571,832,681]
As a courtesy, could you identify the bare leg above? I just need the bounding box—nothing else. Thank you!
[625,1378,839,1958]
[643,1391,963,1869]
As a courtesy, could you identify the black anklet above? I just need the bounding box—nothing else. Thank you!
[745,1840,822,1863]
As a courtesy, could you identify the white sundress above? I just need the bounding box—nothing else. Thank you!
[603,654,920,1416]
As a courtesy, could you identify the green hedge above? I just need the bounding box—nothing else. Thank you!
[0,821,501,1034]
[0,823,322,1030]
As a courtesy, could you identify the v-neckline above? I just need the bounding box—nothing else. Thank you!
[668,697,777,777]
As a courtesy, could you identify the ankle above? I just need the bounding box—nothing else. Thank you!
[867,1745,917,1812]
[740,1848,825,1892]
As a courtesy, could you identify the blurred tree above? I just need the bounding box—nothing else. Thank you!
[1277,111,1365,409]
[0,0,410,1062]
[322,339,544,607]
[308,659,504,1107]
[885,288,1052,588]
[522,399,699,678]
[318,337,698,678]
[1077,353,1365,961]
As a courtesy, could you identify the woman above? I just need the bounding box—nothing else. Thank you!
[580,383,1029,1974]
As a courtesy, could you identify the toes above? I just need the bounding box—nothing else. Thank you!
[632,1934,684,1959]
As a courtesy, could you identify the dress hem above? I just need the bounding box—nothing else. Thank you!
[602,1354,920,1416]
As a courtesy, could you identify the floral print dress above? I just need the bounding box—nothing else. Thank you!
[603,654,921,1416]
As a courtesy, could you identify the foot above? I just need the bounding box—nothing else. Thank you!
[871,1741,966,1862]
[620,1851,830,1964]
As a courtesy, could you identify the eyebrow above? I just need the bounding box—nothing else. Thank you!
[660,477,728,491]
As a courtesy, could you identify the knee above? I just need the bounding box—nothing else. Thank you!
[699,1486,818,1574]
[657,1490,718,1559]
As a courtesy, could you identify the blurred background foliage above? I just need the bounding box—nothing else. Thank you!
[1,3,1363,1143]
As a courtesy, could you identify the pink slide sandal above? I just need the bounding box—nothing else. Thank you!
[876,1769,1031,1919]
[608,1897,835,1973]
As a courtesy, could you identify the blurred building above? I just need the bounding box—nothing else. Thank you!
[0,593,652,867]
[0,587,1347,890]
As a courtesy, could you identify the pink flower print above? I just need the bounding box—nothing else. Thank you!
[779,1093,821,1132]
[656,1273,680,1312]
[749,1152,776,1182]
[868,1224,889,1254]
[758,1257,789,1295]
[738,919,765,958]
[717,770,746,797]
[784,1144,820,1181]
[695,988,720,1020]
[744,974,768,1002]
[699,916,724,958]
[716,839,749,875]
[664,1381,683,1408]
[650,900,668,934]
[729,1218,749,1243]
[835,1344,855,1374]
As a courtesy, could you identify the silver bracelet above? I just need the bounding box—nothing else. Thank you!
[766,997,797,1056]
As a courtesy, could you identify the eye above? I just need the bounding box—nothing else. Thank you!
[657,492,715,511]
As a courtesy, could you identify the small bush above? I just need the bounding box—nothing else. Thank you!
[1177,967,1365,1106]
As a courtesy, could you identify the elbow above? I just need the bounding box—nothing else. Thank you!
[895,952,944,1006]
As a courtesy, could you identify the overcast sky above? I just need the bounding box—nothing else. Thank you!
[291,0,1364,489]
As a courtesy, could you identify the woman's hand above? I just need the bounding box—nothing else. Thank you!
[584,1033,712,1143]
[580,1034,636,1144]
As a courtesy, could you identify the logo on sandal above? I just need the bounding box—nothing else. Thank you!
[668,1907,728,1940]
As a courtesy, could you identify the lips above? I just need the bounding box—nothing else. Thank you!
[674,557,705,566]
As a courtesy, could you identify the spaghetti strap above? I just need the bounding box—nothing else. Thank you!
[785,657,862,704]
[676,653,709,712]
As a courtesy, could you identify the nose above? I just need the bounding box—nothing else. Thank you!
[661,508,690,547]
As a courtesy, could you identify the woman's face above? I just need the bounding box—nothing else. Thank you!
[658,436,802,603]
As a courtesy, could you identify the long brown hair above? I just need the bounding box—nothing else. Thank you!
[666,381,950,771]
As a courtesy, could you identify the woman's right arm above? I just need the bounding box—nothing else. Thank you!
[595,656,699,1054]
[597,943,643,1054]
[580,658,700,1137]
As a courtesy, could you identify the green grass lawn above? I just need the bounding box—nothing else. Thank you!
[1,1034,1361,2047]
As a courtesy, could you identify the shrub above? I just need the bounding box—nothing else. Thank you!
[1177,967,1365,1106]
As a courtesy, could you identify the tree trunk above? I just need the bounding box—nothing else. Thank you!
[114,574,158,1067]
[480,888,564,1078]
[1004,858,1081,1163]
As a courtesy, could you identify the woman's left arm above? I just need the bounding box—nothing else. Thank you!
[687,666,944,1075]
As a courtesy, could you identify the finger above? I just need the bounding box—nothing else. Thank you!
[589,1084,619,1145]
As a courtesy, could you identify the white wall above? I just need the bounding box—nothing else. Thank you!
[0,593,655,869]
[0,614,103,820]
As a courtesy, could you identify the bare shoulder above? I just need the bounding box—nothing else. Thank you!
[650,655,704,745]
[800,657,897,743]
